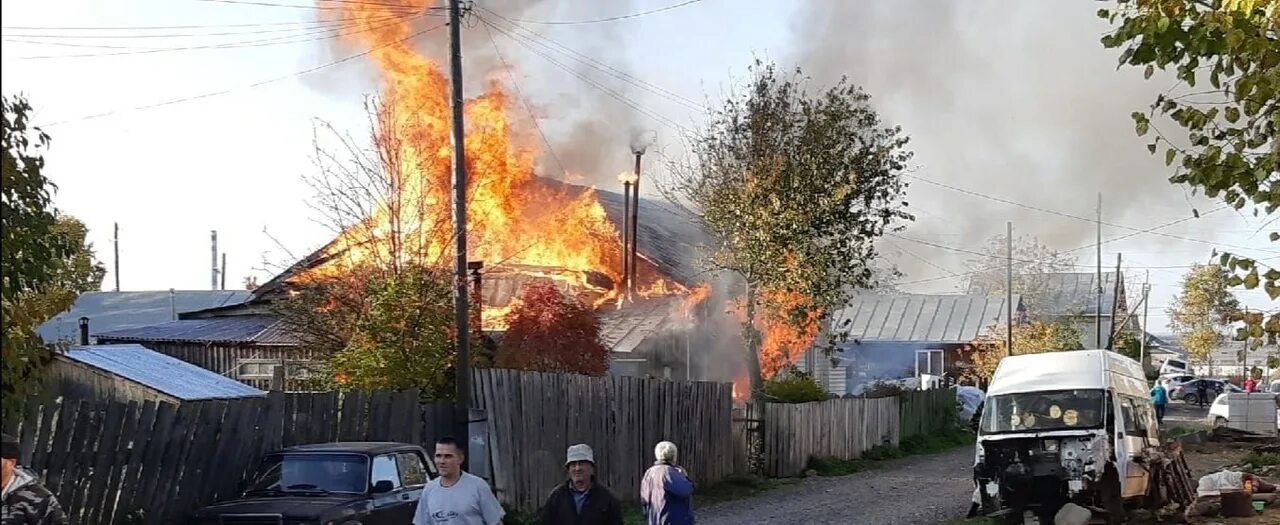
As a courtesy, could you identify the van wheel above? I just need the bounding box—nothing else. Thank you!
[1100,464,1126,525]
[1213,417,1227,428]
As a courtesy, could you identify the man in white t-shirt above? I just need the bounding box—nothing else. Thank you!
[413,436,505,525]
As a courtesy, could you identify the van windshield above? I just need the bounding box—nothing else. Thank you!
[980,389,1106,434]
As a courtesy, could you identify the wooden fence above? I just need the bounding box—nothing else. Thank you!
[898,388,958,439]
[757,397,900,477]
[1,390,453,525]
[470,368,734,510]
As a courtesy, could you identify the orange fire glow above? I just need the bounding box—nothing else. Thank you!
[679,282,712,319]
[732,289,823,380]
[311,1,622,301]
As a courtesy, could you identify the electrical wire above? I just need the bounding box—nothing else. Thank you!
[483,0,704,25]
[479,21,567,177]
[478,15,689,135]
[478,8,706,113]
[1,14,414,31]
[36,21,448,127]
[8,12,423,59]
[907,173,1279,256]
[1,13,412,39]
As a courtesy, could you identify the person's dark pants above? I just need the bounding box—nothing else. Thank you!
[1155,403,1166,423]
[1197,391,1208,407]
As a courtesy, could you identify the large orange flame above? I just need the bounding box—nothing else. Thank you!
[731,289,823,380]
[310,1,625,310]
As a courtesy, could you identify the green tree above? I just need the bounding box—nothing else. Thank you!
[2,96,106,414]
[962,233,1079,315]
[1168,264,1242,367]
[665,61,912,399]
[1099,0,1279,338]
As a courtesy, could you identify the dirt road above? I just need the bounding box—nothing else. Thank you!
[697,447,974,525]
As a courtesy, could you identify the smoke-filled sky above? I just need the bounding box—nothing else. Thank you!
[2,0,1276,331]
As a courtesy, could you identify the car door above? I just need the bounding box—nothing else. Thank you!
[1115,395,1150,497]
[367,453,405,525]
[395,451,431,520]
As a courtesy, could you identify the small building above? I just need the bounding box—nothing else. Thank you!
[969,272,1133,349]
[798,293,1024,395]
[50,344,266,405]
[37,290,250,345]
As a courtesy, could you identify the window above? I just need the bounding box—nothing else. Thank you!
[1119,396,1150,435]
[246,453,367,494]
[371,454,402,491]
[915,349,944,377]
[396,452,429,486]
[1119,397,1140,434]
[237,360,279,380]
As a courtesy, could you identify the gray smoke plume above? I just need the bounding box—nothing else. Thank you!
[787,0,1208,289]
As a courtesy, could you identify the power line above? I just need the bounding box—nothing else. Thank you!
[895,204,1231,287]
[907,174,1279,256]
[478,8,706,113]
[891,233,1219,270]
[478,15,689,134]
[1,14,413,31]
[36,21,448,127]
[8,13,422,59]
[1,13,410,39]
[484,0,705,25]
[479,20,567,176]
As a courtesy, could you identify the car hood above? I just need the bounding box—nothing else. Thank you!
[193,494,364,519]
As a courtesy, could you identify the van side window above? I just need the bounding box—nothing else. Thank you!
[1119,396,1140,434]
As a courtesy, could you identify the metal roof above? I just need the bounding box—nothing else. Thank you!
[598,296,685,354]
[830,294,1020,343]
[60,344,266,400]
[94,315,299,346]
[38,291,251,344]
[969,272,1120,317]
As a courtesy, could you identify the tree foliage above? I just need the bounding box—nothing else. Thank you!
[2,96,105,413]
[1168,263,1242,365]
[1100,0,1279,338]
[665,61,912,398]
[762,369,829,404]
[962,233,1080,315]
[966,320,1086,383]
[494,281,608,376]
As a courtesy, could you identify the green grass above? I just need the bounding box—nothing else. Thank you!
[807,427,976,477]
[1243,451,1280,467]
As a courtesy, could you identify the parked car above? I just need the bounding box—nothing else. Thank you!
[1170,379,1241,404]
[189,442,436,525]
[1159,357,1190,376]
[1207,393,1280,432]
[973,350,1157,524]
[1158,373,1197,389]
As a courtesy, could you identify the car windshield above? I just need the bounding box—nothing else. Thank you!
[980,389,1106,434]
[246,453,368,494]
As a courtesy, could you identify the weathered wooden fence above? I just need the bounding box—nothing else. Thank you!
[898,388,958,439]
[470,368,734,510]
[757,397,900,477]
[1,390,453,525]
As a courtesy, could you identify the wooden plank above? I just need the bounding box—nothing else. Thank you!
[177,400,231,514]
[17,393,43,466]
[84,401,128,525]
[30,395,61,475]
[338,390,359,441]
[43,397,79,502]
[144,402,200,524]
[100,401,141,525]
[118,400,162,519]
[260,391,286,454]
[368,390,392,440]
[60,399,98,520]
[220,398,265,501]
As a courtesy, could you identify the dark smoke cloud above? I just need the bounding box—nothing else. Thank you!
[788,0,1206,289]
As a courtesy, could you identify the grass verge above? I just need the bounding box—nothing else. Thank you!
[807,426,976,477]
[1243,450,1280,467]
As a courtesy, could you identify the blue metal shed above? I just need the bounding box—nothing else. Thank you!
[57,344,266,402]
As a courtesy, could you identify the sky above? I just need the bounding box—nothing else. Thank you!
[2,0,1277,334]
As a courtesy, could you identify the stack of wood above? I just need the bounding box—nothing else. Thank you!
[1140,440,1197,512]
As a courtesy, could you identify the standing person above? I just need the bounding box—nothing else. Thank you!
[540,444,623,525]
[1195,380,1210,408]
[640,441,694,525]
[413,436,505,525]
[2,433,69,525]
[1244,376,1257,393]
[1150,381,1169,424]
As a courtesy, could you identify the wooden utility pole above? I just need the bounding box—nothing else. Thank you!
[1106,253,1122,350]
[1006,221,1014,355]
[1140,270,1150,366]
[113,222,120,292]
[1096,193,1103,348]
[447,0,473,426]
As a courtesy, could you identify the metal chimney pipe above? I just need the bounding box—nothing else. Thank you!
[221,253,227,290]
[78,317,89,346]
[629,153,642,299]
[619,175,633,297]
[467,261,484,324]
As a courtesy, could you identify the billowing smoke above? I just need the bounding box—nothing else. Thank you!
[787,0,1205,289]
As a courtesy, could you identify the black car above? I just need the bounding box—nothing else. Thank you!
[190,442,437,525]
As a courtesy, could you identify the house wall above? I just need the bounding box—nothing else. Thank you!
[94,340,316,389]
[797,342,970,396]
[48,358,181,405]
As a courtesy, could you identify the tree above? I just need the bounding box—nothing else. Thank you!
[1167,264,1241,367]
[962,233,1079,315]
[664,61,912,399]
[1099,0,1279,338]
[494,281,608,376]
[966,320,1086,383]
[2,96,106,415]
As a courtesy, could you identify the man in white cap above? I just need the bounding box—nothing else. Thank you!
[540,443,622,525]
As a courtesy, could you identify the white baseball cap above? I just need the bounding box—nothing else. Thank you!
[566,444,594,466]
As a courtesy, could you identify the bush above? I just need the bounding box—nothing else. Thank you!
[763,370,828,403]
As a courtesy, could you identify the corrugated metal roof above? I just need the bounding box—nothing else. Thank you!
[830,294,1019,343]
[94,315,299,346]
[968,272,1119,316]
[61,344,266,400]
[38,291,251,344]
[598,297,684,354]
